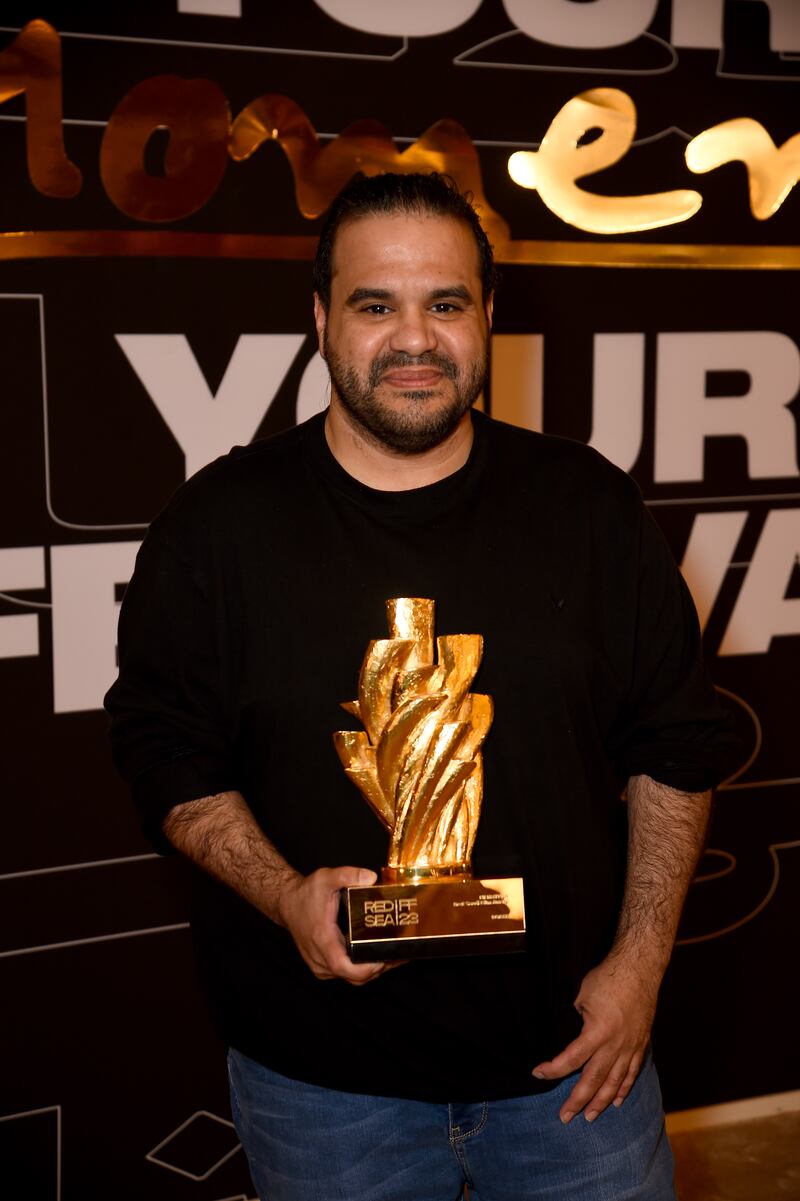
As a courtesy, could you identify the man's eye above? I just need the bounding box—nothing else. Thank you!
[363,303,391,314]
[431,302,459,313]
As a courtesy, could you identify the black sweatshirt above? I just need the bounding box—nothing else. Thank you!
[105,410,734,1102]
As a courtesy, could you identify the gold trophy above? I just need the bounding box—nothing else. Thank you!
[334,598,526,961]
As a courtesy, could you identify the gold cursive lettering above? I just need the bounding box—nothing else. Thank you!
[685,117,800,221]
[507,88,702,235]
[100,74,230,222]
[1,22,798,242]
[229,95,510,247]
[0,19,81,198]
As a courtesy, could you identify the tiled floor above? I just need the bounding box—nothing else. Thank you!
[670,1111,800,1200]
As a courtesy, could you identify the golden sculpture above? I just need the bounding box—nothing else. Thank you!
[334,598,492,883]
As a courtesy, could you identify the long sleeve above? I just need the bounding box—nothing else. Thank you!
[607,501,736,792]
[105,523,237,851]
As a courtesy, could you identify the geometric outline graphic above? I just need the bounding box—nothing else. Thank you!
[454,28,679,77]
[0,1105,62,1201]
[0,849,190,960]
[671,679,800,945]
[0,921,191,961]
[0,24,408,64]
[0,852,159,882]
[0,292,149,534]
[678,839,800,947]
[145,1110,241,1181]
[0,23,406,63]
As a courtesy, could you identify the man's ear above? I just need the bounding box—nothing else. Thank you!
[485,292,494,330]
[313,293,327,358]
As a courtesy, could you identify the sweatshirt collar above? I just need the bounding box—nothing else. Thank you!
[302,407,489,519]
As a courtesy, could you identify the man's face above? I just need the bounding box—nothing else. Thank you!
[314,211,493,454]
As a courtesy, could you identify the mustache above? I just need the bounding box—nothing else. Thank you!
[369,352,459,386]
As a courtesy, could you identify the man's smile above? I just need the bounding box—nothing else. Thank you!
[380,367,443,389]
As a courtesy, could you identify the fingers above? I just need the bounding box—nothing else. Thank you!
[532,954,657,1124]
[533,1033,646,1123]
[532,1032,594,1082]
[613,1052,644,1108]
[318,866,385,984]
[566,1052,629,1123]
[324,865,378,890]
[535,1047,645,1124]
[282,865,389,986]
[312,921,385,986]
[534,1035,620,1124]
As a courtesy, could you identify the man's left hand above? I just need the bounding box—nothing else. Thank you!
[531,956,659,1124]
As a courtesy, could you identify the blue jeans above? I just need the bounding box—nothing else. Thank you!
[227,1047,675,1201]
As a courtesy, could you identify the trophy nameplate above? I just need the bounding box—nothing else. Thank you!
[334,598,526,962]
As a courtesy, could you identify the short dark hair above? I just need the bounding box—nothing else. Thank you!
[313,172,498,309]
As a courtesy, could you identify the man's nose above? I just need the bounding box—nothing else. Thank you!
[389,307,437,355]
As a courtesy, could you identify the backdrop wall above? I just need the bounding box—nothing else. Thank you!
[1,2,798,1198]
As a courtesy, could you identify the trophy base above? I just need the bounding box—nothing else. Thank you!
[340,876,526,962]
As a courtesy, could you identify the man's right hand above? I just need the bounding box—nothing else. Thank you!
[163,794,388,985]
[278,866,388,985]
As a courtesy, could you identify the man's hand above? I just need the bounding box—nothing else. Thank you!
[532,775,711,1123]
[532,955,658,1124]
[163,792,393,986]
[278,865,390,986]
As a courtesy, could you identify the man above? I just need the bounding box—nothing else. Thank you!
[106,172,734,1201]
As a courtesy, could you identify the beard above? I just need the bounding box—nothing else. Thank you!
[324,339,488,455]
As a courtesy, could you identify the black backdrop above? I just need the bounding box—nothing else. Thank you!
[1,3,799,1197]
